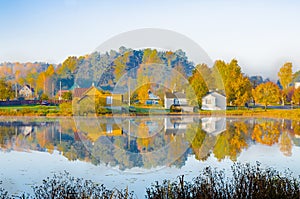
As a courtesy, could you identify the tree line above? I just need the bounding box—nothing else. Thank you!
[0,47,300,108]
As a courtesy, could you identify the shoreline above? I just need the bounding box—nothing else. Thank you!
[0,109,299,121]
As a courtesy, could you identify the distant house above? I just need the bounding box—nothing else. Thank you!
[73,87,90,99]
[295,82,300,89]
[164,91,193,112]
[145,90,160,105]
[201,117,226,136]
[19,85,34,99]
[201,91,226,110]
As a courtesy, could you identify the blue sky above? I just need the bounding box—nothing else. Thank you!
[1,0,300,79]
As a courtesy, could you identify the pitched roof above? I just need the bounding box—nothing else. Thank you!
[203,91,226,99]
[73,88,89,98]
[165,92,186,99]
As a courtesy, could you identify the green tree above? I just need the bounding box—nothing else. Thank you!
[0,78,14,100]
[62,91,72,100]
[40,93,49,100]
[252,82,280,110]
[278,62,293,105]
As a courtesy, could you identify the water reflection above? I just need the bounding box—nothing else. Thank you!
[0,117,299,170]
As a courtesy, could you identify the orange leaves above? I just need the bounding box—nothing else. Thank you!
[252,121,280,146]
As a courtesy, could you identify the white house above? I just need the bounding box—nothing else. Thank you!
[201,91,226,110]
[19,85,34,99]
[295,82,300,89]
[201,117,226,136]
[164,91,193,112]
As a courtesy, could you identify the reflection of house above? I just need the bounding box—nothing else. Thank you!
[87,123,123,142]
[164,92,193,112]
[164,117,195,134]
[201,117,226,136]
[19,85,34,99]
[21,126,33,136]
[202,91,226,110]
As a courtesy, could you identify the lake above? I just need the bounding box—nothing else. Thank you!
[0,116,300,198]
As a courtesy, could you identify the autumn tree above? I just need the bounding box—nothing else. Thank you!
[113,51,131,82]
[62,91,72,100]
[0,78,14,100]
[187,66,209,106]
[142,48,162,64]
[36,72,47,95]
[278,62,293,105]
[196,64,215,89]
[292,87,300,105]
[252,82,280,110]
[213,59,252,106]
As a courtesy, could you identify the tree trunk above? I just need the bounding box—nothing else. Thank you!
[264,104,267,111]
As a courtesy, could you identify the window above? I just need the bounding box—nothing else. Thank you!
[174,98,179,105]
[205,99,211,104]
[106,96,113,105]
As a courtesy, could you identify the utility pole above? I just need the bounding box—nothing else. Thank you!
[128,77,130,106]
[15,83,17,99]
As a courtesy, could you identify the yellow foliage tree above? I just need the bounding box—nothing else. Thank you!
[252,82,280,110]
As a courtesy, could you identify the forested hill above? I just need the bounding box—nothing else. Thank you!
[74,47,195,89]
[0,47,195,93]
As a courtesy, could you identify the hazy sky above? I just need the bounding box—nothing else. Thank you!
[1,0,300,79]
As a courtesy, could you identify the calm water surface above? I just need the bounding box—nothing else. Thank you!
[0,116,300,198]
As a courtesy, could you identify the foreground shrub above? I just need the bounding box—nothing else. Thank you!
[32,171,134,199]
[1,163,300,199]
[0,182,9,199]
[146,162,300,199]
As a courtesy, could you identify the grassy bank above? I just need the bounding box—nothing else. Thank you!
[0,103,300,121]
[1,162,299,199]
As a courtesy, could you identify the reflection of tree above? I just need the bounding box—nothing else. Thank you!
[91,137,116,166]
[0,126,15,149]
[185,123,210,161]
[252,121,280,146]
[292,121,300,136]
[214,122,248,161]
[279,132,293,157]
[136,123,151,152]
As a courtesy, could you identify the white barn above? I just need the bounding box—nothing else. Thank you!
[202,91,226,110]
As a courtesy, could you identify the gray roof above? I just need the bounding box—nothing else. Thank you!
[203,91,226,99]
[165,92,186,99]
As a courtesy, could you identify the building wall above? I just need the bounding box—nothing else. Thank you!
[164,97,187,109]
[202,93,226,110]
[19,86,33,99]
[295,82,300,89]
